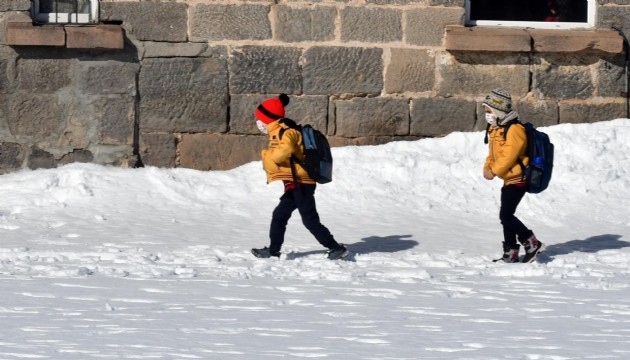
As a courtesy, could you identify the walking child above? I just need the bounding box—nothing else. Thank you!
[482,89,544,263]
[251,94,348,260]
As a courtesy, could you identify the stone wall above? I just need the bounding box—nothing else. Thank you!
[0,0,628,173]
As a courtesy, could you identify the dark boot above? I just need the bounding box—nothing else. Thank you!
[497,242,520,263]
[519,234,543,263]
[251,247,280,258]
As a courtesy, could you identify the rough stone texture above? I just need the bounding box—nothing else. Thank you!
[190,4,272,42]
[0,142,23,171]
[230,94,328,135]
[516,99,559,128]
[140,133,177,168]
[97,97,135,145]
[0,11,31,45]
[0,57,14,94]
[366,0,425,4]
[6,22,65,46]
[597,55,626,98]
[335,97,409,137]
[143,42,210,58]
[65,25,125,50]
[529,29,624,54]
[100,2,188,42]
[559,100,627,124]
[58,149,94,165]
[16,58,73,93]
[273,5,336,43]
[445,26,531,52]
[80,61,139,95]
[438,52,530,97]
[428,0,465,5]
[303,47,383,95]
[598,6,630,38]
[139,57,228,133]
[410,97,476,136]
[532,55,595,100]
[386,48,436,93]
[0,0,30,11]
[7,94,62,138]
[230,46,301,95]
[179,134,266,171]
[340,7,402,43]
[406,7,464,46]
[28,147,56,170]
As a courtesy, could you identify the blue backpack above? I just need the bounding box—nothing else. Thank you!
[279,119,333,184]
[504,120,554,194]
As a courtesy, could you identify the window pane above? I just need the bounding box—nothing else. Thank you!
[41,0,91,14]
[470,0,587,22]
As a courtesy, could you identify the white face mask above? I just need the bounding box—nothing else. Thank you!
[256,120,268,134]
[485,112,496,126]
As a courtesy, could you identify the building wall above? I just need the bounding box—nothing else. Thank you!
[0,0,628,172]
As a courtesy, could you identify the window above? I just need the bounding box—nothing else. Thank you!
[466,0,596,29]
[32,0,98,24]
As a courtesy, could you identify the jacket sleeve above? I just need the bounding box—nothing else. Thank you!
[269,128,299,165]
[491,125,527,178]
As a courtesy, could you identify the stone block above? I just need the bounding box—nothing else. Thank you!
[532,54,595,100]
[139,57,228,133]
[0,142,24,171]
[335,97,409,137]
[303,47,383,95]
[598,6,630,38]
[515,99,559,128]
[96,97,135,145]
[559,100,627,124]
[445,25,531,52]
[6,22,65,46]
[28,147,56,170]
[0,57,14,93]
[190,4,271,42]
[179,133,267,171]
[386,48,436,93]
[0,0,30,11]
[428,0,465,6]
[406,7,464,46]
[230,46,301,94]
[597,55,626,98]
[529,29,623,54]
[0,11,31,45]
[16,58,73,93]
[340,7,402,43]
[272,5,336,43]
[7,94,62,138]
[65,25,124,49]
[140,133,177,168]
[438,52,530,97]
[100,2,188,42]
[58,149,94,165]
[230,94,328,135]
[366,0,424,4]
[410,97,476,136]
[143,42,210,58]
[80,61,139,95]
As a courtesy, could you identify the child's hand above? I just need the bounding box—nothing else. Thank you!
[483,167,495,180]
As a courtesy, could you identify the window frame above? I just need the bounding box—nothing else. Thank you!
[32,0,99,24]
[464,0,597,30]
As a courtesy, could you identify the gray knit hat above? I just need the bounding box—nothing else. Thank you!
[482,89,512,119]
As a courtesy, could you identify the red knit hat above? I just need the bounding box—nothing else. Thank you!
[255,94,290,124]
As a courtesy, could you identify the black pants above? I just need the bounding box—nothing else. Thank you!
[500,184,533,248]
[269,184,338,253]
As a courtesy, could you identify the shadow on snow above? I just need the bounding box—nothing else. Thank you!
[537,234,630,263]
[285,234,419,261]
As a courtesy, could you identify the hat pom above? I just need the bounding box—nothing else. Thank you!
[279,93,290,107]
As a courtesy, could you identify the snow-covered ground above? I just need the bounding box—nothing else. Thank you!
[1,119,629,359]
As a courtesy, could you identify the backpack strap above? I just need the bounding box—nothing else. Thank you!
[502,120,527,181]
[278,118,303,185]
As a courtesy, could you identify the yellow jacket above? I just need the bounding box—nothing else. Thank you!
[261,120,315,184]
[484,123,529,185]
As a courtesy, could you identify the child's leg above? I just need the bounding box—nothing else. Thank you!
[499,184,531,248]
[269,192,297,254]
[294,184,339,249]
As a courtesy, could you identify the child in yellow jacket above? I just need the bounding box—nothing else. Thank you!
[251,94,348,260]
[482,89,543,263]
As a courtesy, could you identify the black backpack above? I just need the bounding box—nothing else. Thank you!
[279,119,333,184]
[503,120,555,194]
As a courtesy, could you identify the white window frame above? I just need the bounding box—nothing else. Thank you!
[32,0,99,24]
[465,0,596,30]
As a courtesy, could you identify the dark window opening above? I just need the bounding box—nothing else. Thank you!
[470,0,588,23]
